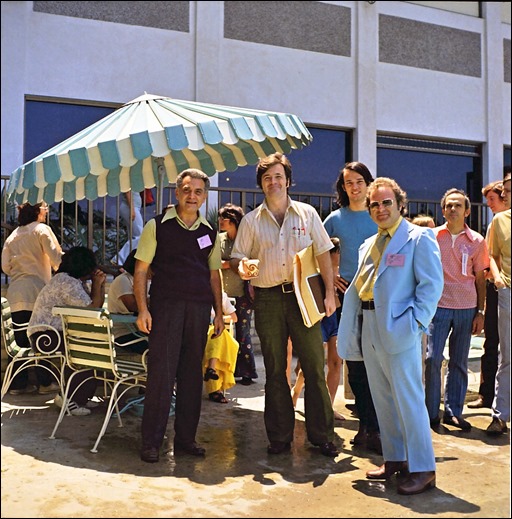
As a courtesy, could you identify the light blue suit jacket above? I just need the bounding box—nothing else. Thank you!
[338,218,443,360]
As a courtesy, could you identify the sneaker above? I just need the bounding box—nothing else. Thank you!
[67,401,91,416]
[9,384,38,395]
[486,417,508,435]
[53,394,91,416]
[85,399,100,409]
[38,382,60,394]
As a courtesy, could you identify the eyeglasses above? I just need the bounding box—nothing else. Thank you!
[369,199,394,210]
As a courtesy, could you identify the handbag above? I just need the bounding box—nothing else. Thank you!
[293,244,326,327]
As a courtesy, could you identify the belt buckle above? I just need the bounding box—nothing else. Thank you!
[281,282,294,293]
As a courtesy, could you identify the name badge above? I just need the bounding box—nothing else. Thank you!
[385,253,405,267]
[197,234,212,249]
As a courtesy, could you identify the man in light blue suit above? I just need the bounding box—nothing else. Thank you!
[338,177,443,495]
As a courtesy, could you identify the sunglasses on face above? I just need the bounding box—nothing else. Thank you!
[369,199,394,210]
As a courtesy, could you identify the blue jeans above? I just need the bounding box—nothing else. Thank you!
[425,307,475,419]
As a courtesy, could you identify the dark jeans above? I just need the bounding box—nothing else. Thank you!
[337,294,379,434]
[9,310,54,389]
[478,281,499,405]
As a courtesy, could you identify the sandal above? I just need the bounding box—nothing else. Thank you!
[204,367,219,381]
[209,391,228,404]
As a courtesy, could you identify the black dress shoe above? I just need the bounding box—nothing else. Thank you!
[397,471,436,495]
[366,461,408,480]
[140,446,159,463]
[267,441,291,454]
[350,426,367,445]
[240,377,253,386]
[443,415,471,431]
[313,441,339,457]
[430,416,441,428]
[174,442,206,456]
[366,431,382,455]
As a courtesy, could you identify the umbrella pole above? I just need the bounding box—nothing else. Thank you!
[156,157,165,215]
[87,200,94,250]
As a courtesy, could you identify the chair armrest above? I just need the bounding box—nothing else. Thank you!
[27,324,62,354]
[141,349,149,370]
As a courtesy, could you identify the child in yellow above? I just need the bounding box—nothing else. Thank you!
[203,292,239,403]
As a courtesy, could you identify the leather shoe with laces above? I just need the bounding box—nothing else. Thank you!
[140,446,159,463]
[485,417,508,435]
[397,471,436,495]
[313,441,339,457]
[366,461,409,480]
[173,442,206,457]
[443,415,471,431]
[267,441,291,454]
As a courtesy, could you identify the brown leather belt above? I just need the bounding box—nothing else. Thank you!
[361,300,375,310]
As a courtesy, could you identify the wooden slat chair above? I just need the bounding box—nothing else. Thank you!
[49,305,147,453]
[1,297,65,400]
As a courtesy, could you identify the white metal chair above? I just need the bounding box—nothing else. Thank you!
[49,305,147,453]
[1,297,66,400]
[223,297,237,337]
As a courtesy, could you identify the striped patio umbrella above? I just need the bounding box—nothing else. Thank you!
[6,93,313,212]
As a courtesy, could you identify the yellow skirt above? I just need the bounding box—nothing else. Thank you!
[203,324,240,393]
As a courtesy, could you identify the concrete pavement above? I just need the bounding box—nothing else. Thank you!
[1,349,510,518]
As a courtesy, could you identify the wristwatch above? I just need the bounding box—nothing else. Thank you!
[477,309,485,316]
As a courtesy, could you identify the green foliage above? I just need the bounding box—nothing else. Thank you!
[206,206,219,230]
[48,206,126,264]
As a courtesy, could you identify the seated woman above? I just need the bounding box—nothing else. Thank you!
[28,246,106,416]
[203,292,239,404]
[107,249,148,354]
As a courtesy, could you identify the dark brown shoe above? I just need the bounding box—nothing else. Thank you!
[485,417,508,435]
[366,431,382,455]
[267,441,291,454]
[397,471,436,495]
[140,446,159,463]
[314,441,339,457]
[366,461,408,480]
[173,442,206,457]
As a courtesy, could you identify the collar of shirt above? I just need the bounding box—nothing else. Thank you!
[436,222,477,242]
[162,204,213,231]
[378,216,403,238]
[255,196,298,221]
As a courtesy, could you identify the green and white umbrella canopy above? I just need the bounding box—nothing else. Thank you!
[7,93,313,206]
